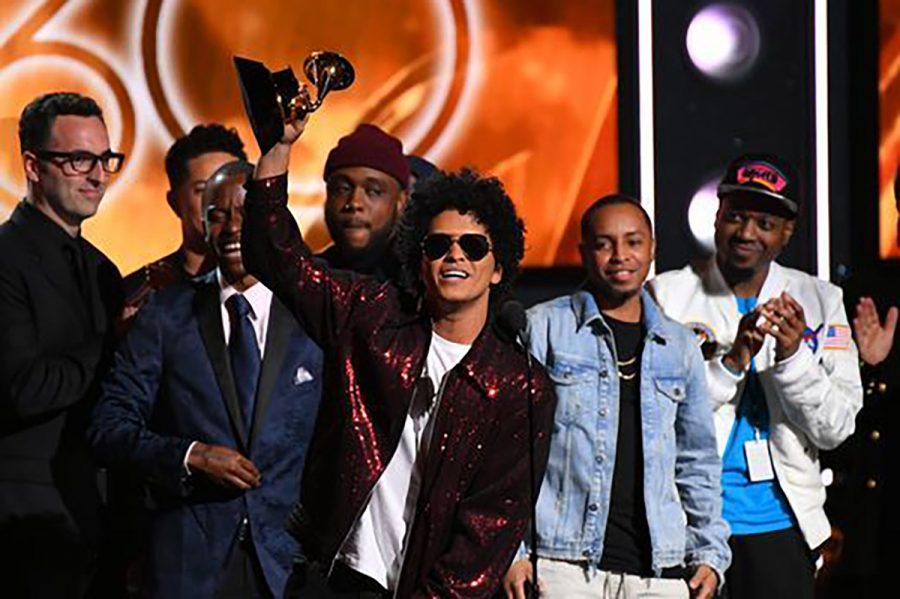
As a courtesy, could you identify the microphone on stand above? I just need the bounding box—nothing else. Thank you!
[497,300,539,598]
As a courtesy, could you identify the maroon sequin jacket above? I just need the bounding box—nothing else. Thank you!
[242,174,556,597]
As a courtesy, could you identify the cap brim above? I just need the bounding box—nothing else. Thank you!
[718,184,798,217]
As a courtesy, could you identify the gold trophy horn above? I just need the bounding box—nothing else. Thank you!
[234,51,355,154]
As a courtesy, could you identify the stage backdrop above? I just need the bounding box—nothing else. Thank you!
[882,0,900,258]
[0,0,617,273]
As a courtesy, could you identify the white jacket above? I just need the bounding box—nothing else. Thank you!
[649,258,863,549]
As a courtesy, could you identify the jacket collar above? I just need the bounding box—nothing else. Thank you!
[707,257,788,304]
[570,286,670,342]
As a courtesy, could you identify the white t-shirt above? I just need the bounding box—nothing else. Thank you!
[337,331,472,590]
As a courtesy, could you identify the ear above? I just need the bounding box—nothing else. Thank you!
[491,263,503,285]
[781,218,797,245]
[165,189,179,217]
[22,152,40,184]
[396,189,409,213]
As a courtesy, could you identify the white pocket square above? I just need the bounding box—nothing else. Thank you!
[293,366,315,385]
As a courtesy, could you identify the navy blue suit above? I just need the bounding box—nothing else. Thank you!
[88,277,322,598]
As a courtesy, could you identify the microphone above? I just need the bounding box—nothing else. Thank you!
[497,300,528,349]
[498,300,539,598]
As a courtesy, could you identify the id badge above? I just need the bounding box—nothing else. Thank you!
[744,436,775,482]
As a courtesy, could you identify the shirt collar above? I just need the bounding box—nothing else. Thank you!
[570,285,669,340]
[217,270,272,320]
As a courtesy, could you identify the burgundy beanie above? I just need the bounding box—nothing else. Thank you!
[323,124,410,188]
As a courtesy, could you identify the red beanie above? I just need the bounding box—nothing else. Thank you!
[323,124,410,187]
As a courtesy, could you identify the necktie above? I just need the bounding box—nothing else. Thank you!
[226,294,261,431]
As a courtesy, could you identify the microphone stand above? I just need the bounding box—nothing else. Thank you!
[519,331,539,599]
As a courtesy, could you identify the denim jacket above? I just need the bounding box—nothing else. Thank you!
[523,288,731,579]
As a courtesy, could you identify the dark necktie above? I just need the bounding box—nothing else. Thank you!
[226,294,261,431]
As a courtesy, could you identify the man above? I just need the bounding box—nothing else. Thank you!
[0,92,125,597]
[819,169,900,597]
[650,154,863,599]
[122,124,247,313]
[318,123,409,280]
[503,195,730,599]
[88,160,322,598]
[242,117,557,597]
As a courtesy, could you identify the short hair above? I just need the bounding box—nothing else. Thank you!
[201,160,254,213]
[395,168,526,303]
[164,124,246,188]
[580,194,653,239]
[18,92,104,153]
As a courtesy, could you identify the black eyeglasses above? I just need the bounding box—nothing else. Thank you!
[35,150,125,175]
[421,233,492,262]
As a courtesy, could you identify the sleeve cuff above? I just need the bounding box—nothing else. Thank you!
[183,440,198,475]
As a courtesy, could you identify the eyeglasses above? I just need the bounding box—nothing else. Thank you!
[421,233,492,262]
[35,150,125,175]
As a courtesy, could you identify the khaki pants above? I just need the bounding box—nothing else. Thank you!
[538,558,690,599]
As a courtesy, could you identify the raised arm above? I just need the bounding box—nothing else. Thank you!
[241,119,376,348]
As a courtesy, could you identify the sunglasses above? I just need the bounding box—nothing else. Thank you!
[421,233,492,262]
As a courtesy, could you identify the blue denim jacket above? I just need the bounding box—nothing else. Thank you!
[524,288,731,578]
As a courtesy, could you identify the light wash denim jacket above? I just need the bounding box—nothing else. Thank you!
[522,288,731,579]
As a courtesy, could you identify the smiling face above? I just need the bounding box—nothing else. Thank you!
[203,169,256,291]
[420,209,502,316]
[580,202,654,304]
[714,195,795,276]
[24,115,111,232]
[324,166,407,257]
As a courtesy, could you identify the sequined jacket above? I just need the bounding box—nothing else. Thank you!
[242,174,557,598]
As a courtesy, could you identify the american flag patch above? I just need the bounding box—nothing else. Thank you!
[823,324,851,349]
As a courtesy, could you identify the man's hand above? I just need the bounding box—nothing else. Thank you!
[723,309,766,373]
[187,442,261,490]
[854,297,898,366]
[255,115,309,180]
[502,559,539,599]
[758,292,807,361]
[688,564,718,599]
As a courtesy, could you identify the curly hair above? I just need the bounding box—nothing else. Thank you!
[394,167,526,305]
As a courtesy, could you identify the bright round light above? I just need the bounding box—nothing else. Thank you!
[686,4,761,81]
[688,177,721,254]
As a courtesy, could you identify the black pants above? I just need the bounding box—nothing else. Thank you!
[215,537,271,599]
[724,528,816,599]
[285,560,390,599]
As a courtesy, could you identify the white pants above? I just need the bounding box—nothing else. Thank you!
[538,558,690,599]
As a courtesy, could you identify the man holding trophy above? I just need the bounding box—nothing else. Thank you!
[235,53,557,597]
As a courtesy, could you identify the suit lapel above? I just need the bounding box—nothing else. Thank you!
[248,298,294,449]
[195,282,248,448]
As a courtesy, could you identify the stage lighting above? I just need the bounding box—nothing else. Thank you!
[687,177,721,254]
[685,4,761,82]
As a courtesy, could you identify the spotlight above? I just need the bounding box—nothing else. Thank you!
[685,4,761,82]
[687,177,721,254]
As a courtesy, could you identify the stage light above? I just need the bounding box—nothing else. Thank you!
[687,177,721,254]
[685,4,761,82]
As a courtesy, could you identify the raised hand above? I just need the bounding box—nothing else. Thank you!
[757,292,807,361]
[853,297,898,366]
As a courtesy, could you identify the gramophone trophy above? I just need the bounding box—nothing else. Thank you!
[234,51,355,154]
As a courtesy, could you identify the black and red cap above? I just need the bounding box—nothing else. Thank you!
[718,153,799,218]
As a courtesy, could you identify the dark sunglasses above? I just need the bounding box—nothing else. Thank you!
[421,233,492,262]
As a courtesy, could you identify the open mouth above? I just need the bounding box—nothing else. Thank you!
[221,240,241,256]
[606,268,637,282]
[440,269,470,280]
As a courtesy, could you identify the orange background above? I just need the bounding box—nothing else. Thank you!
[881,0,900,258]
[0,0,618,274]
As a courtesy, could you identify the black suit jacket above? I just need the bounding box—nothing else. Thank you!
[0,201,122,542]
